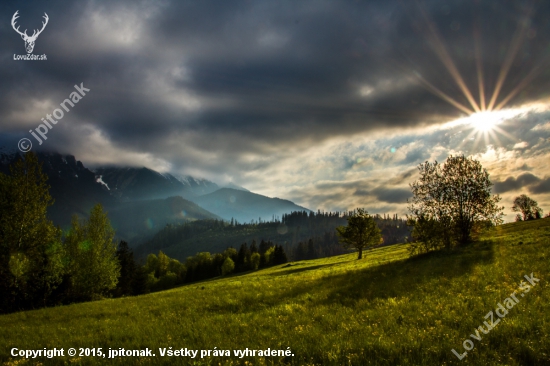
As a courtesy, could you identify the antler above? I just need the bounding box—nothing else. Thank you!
[11,10,28,38]
[31,13,50,38]
[11,11,49,40]
[29,13,49,40]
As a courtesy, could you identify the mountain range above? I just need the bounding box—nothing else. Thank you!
[94,166,220,201]
[0,150,310,246]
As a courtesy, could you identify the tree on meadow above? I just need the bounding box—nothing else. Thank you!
[336,208,382,260]
[408,155,503,251]
[0,152,64,312]
[512,194,543,221]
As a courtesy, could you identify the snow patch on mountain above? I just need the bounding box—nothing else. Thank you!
[96,175,110,190]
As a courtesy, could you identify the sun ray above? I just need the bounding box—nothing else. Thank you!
[490,124,519,143]
[412,71,474,115]
[495,65,541,111]
[416,1,480,113]
[487,130,502,148]
[473,18,486,111]
[399,0,539,146]
[486,12,531,110]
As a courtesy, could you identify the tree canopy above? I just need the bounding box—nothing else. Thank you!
[64,204,120,301]
[0,152,63,312]
[408,155,503,252]
[336,208,382,259]
[512,194,543,221]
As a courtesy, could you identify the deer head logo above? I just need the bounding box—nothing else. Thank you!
[12,11,49,54]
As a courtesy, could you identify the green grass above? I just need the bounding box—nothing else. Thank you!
[1,219,550,365]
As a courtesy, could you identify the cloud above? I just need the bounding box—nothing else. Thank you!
[493,173,541,193]
[1,0,550,220]
[513,141,529,149]
[530,177,550,194]
[369,187,412,204]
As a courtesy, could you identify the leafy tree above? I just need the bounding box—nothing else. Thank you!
[140,251,186,291]
[250,252,261,270]
[0,152,63,312]
[221,257,235,275]
[224,247,238,262]
[336,208,382,259]
[64,204,120,301]
[262,246,275,267]
[259,240,271,254]
[406,215,450,255]
[157,251,170,277]
[156,271,178,289]
[144,253,159,275]
[168,258,186,283]
[408,155,503,249]
[185,252,213,281]
[512,194,543,221]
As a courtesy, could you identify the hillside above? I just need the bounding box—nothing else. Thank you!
[106,196,221,245]
[135,211,410,262]
[189,188,311,223]
[1,218,549,365]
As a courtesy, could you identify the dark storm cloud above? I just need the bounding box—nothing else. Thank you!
[370,187,412,204]
[386,168,418,185]
[530,177,550,194]
[493,173,541,193]
[1,0,550,182]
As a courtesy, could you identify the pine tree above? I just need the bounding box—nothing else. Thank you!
[273,245,288,265]
[250,240,258,253]
[237,243,250,271]
[306,239,316,259]
[114,241,137,297]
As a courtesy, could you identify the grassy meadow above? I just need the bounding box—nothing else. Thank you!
[1,218,549,365]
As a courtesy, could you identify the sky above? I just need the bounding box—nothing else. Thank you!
[1,0,550,220]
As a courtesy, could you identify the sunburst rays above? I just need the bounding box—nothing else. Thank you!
[409,1,538,148]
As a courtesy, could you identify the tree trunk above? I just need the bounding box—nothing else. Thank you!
[357,247,363,260]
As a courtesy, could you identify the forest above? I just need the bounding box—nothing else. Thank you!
[135,210,411,262]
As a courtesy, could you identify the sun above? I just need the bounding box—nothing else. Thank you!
[448,108,523,132]
[445,108,524,150]
[467,110,508,132]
